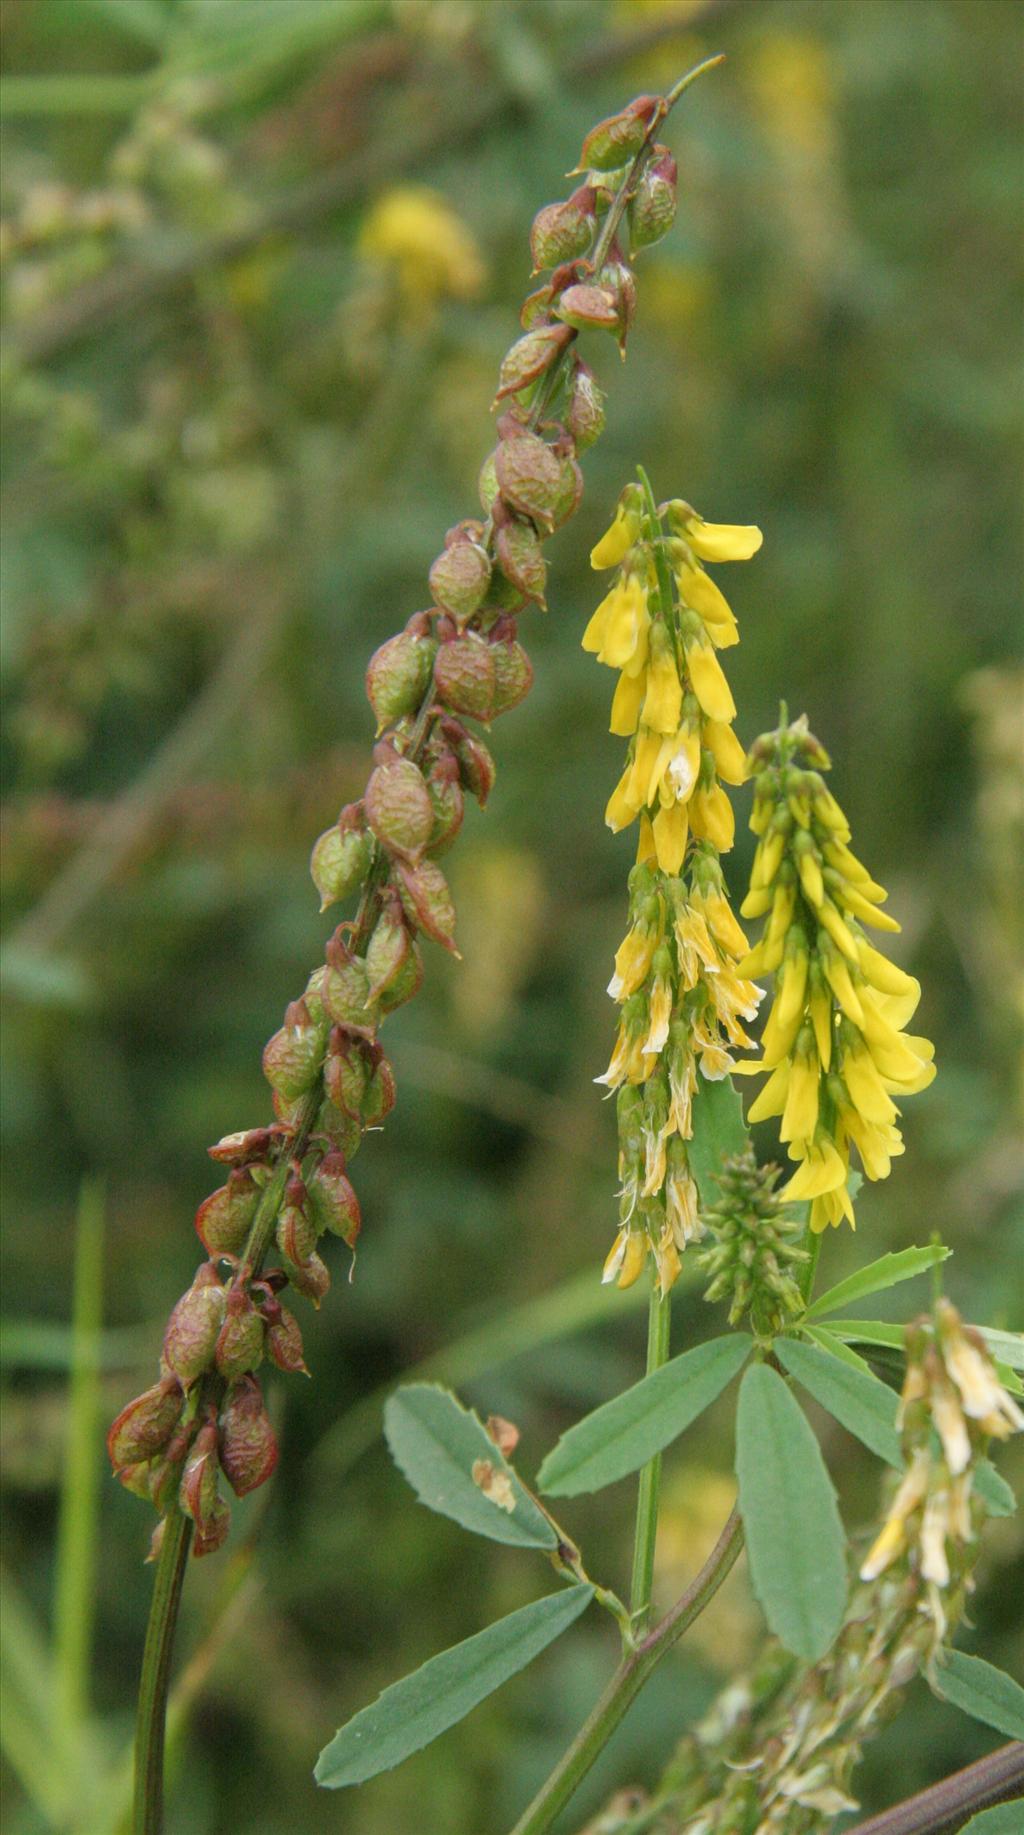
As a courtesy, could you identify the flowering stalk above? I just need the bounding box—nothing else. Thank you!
[112,63,725,1835]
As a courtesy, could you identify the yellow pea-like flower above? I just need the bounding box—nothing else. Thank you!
[684,638,737,724]
[684,519,764,563]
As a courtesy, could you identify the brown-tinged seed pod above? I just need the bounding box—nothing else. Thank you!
[428,538,491,624]
[361,1052,397,1127]
[321,948,376,1034]
[529,188,595,270]
[310,819,373,912]
[495,518,547,606]
[179,1419,228,1554]
[116,1460,155,1501]
[377,936,425,1015]
[548,449,585,529]
[565,360,606,449]
[276,1200,318,1266]
[490,637,534,717]
[494,430,563,529]
[207,1127,274,1167]
[478,449,499,516]
[307,1151,361,1245]
[365,756,435,861]
[519,284,554,330]
[219,1375,279,1498]
[261,1001,324,1101]
[364,624,438,734]
[194,1166,262,1256]
[554,283,619,333]
[107,1375,184,1473]
[494,322,573,404]
[442,718,496,807]
[324,1026,369,1118]
[282,1247,331,1306]
[433,632,497,722]
[395,857,459,954]
[576,95,660,173]
[265,1301,308,1374]
[629,147,677,249]
[425,752,464,855]
[214,1286,265,1380]
[365,897,412,999]
[162,1266,226,1386]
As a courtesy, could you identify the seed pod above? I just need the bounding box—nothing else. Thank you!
[324,1026,369,1118]
[490,637,533,717]
[520,283,554,329]
[554,283,619,333]
[433,632,497,722]
[495,518,547,606]
[429,538,491,624]
[494,322,573,404]
[629,146,677,249]
[565,361,606,449]
[107,1375,184,1472]
[214,1286,265,1380]
[597,250,637,353]
[365,896,412,1000]
[478,449,499,516]
[310,818,373,912]
[307,1151,361,1245]
[365,623,437,733]
[495,431,563,529]
[207,1127,274,1168]
[265,1301,308,1374]
[529,188,595,270]
[179,1419,229,1553]
[442,719,496,807]
[577,95,660,173]
[361,1047,397,1126]
[162,1265,226,1387]
[425,752,464,855]
[321,946,376,1034]
[282,1247,331,1306]
[548,450,584,529]
[115,1459,154,1501]
[377,936,424,1015]
[365,756,435,861]
[219,1375,279,1498]
[262,1001,324,1101]
[395,857,459,954]
[276,1200,318,1266]
[195,1166,262,1257]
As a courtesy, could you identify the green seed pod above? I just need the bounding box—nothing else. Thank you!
[311,1095,364,1158]
[490,637,533,716]
[107,1375,184,1473]
[276,1200,318,1265]
[324,1026,369,1118]
[495,518,547,606]
[425,752,464,855]
[376,936,424,1015]
[577,95,660,173]
[361,1052,397,1127]
[365,896,412,1000]
[310,819,373,912]
[495,430,563,529]
[433,632,497,721]
[519,283,554,330]
[429,538,491,624]
[548,449,584,528]
[395,857,459,954]
[261,1000,324,1101]
[529,189,594,270]
[214,1286,265,1380]
[442,718,496,807]
[478,449,499,515]
[365,624,437,734]
[265,1302,307,1375]
[629,147,677,249]
[194,1166,261,1256]
[283,1247,331,1306]
[307,1151,361,1246]
[219,1375,278,1498]
[162,1265,226,1387]
[494,322,573,404]
[179,1420,229,1554]
[365,756,435,861]
[322,944,376,1034]
[554,282,619,332]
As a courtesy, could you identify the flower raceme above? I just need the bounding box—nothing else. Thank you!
[586,482,763,1294]
[734,716,935,1232]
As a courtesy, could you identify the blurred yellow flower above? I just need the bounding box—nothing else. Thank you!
[358,186,485,311]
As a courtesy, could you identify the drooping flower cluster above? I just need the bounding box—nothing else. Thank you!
[734,715,936,1232]
[109,87,693,1556]
[586,486,764,1295]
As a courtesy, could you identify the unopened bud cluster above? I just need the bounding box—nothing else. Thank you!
[110,86,687,1555]
[735,715,936,1233]
[587,482,764,1294]
[698,1148,809,1334]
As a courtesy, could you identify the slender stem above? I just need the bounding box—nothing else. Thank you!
[133,1509,192,1835]
[509,1510,743,1835]
[798,1225,822,1304]
[845,1741,1024,1835]
[53,1177,105,1750]
[629,1281,671,1630]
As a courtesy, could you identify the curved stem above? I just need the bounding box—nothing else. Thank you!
[509,1509,744,1835]
[133,1508,192,1835]
[629,1282,671,1631]
[845,1742,1024,1835]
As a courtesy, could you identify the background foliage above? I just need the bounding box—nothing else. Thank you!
[2,2,1021,1830]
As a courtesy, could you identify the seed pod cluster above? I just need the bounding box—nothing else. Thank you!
[110,81,686,1557]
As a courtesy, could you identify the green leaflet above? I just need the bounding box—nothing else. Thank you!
[538,1334,751,1498]
[777,1336,901,1468]
[799,1323,873,1375]
[959,1804,1024,1834]
[384,1385,556,1549]
[974,1459,1017,1518]
[687,1077,748,1208]
[826,1321,1023,1396]
[979,1326,1024,1373]
[934,1649,1024,1742]
[315,1584,594,1788]
[735,1363,848,1663]
[806,1243,952,1320]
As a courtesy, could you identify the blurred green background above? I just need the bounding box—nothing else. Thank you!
[2,1,1022,1831]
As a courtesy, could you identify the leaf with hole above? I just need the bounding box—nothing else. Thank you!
[315,1584,594,1788]
[538,1334,751,1497]
[735,1363,847,1662]
[384,1385,556,1549]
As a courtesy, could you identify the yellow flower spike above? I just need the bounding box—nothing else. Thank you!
[641,624,684,734]
[590,502,641,569]
[690,781,735,852]
[684,637,737,724]
[651,802,689,875]
[683,519,763,563]
[704,718,747,786]
[610,668,646,737]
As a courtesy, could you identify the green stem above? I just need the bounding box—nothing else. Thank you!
[509,1509,743,1835]
[629,1281,671,1631]
[133,1508,192,1835]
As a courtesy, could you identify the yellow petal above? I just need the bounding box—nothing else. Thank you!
[590,511,635,569]
[704,719,747,786]
[652,802,689,875]
[685,641,736,724]
[685,520,763,563]
[610,668,645,736]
